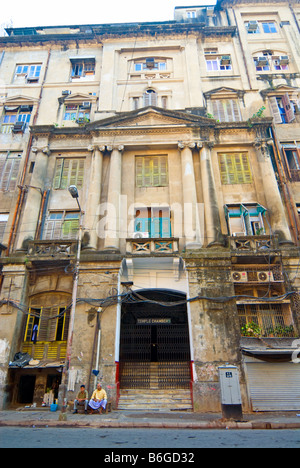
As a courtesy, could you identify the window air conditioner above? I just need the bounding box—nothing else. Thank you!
[247,20,259,31]
[12,121,25,133]
[62,90,71,96]
[220,55,231,65]
[207,6,214,16]
[231,271,248,282]
[257,271,274,282]
[81,102,91,109]
[256,57,269,66]
[133,232,149,239]
[279,55,289,64]
[233,232,247,237]
[145,58,155,69]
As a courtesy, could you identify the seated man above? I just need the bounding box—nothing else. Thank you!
[88,383,107,414]
[73,384,89,414]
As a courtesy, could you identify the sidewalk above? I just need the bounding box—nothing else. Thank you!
[1,407,300,430]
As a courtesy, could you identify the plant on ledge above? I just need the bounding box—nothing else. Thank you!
[241,321,262,337]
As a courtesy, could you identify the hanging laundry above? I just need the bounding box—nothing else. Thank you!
[31,324,38,344]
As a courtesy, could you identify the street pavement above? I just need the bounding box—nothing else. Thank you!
[1,407,300,430]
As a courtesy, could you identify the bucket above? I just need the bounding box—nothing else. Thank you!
[50,403,58,412]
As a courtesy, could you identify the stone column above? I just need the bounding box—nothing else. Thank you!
[84,145,104,250]
[199,142,224,247]
[16,146,50,250]
[178,142,202,248]
[256,141,293,243]
[104,145,124,251]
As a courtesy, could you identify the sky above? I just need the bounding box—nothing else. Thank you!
[1,0,215,29]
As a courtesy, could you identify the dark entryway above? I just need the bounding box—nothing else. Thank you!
[18,375,36,404]
[119,289,191,389]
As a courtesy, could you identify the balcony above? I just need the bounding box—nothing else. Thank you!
[27,240,77,260]
[229,235,278,253]
[21,341,67,360]
[126,237,179,256]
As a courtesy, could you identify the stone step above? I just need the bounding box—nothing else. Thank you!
[118,388,192,411]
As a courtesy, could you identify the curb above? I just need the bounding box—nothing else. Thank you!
[1,419,300,430]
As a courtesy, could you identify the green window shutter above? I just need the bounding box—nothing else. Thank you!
[60,159,70,189]
[53,159,63,189]
[136,157,143,187]
[62,214,79,239]
[143,157,152,186]
[219,153,252,184]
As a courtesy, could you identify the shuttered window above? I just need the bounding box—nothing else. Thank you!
[0,153,21,191]
[136,156,168,187]
[43,211,79,240]
[53,158,85,190]
[218,153,252,185]
[0,214,9,242]
[210,99,241,122]
[24,306,70,342]
[269,94,295,124]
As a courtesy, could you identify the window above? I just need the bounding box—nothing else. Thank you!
[134,59,167,72]
[210,99,241,122]
[1,105,32,134]
[218,153,252,185]
[0,152,21,191]
[134,207,171,238]
[262,22,277,33]
[254,52,289,72]
[14,64,42,83]
[24,305,70,342]
[63,103,90,122]
[43,211,80,240]
[53,158,85,190]
[136,155,168,187]
[245,21,278,34]
[238,303,295,337]
[70,58,95,79]
[269,94,295,124]
[0,214,9,242]
[186,10,196,19]
[206,56,232,72]
[143,89,158,107]
[282,144,300,181]
[225,203,266,236]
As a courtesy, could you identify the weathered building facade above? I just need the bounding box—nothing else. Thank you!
[0,0,300,413]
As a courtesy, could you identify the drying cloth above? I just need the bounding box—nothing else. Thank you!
[67,369,77,391]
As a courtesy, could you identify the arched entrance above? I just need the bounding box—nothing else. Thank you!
[119,289,191,390]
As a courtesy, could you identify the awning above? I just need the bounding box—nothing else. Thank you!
[242,347,294,363]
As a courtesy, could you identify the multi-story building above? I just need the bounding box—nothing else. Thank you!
[0,0,300,413]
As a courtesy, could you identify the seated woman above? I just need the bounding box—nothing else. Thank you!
[88,383,107,414]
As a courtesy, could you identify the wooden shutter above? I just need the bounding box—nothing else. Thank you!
[37,307,50,341]
[160,156,168,185]
[60,159,70,189]
[269,97,282,123]
[8,159,20,190]
[43,214,63,240]
[219,153,252,184]
[282,93,295,123]
[143,157,152,186]
[53,159,63,189]
[48,307,59,341]
[136,157,143,187]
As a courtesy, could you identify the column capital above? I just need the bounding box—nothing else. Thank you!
[178,141,196,150]
[106,144,124,153]
[31,146,51,156]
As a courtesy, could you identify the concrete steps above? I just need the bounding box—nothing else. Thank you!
[118,388,193,411]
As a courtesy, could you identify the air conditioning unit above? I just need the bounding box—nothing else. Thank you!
[233,232,247,237]
[62,90,71,96]
[279,55,289,64]
[247,20,259,31]
[133,232,149,239]
[220,55,231,65]
[12,121,25,133]
[255,57,269,66]
[231,271,248,282]
[207,6,214,16]
[81,102,91,109]
[257,271,274,282]
[145,58,155,69]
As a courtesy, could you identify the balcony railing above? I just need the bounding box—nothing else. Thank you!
[27,240,77,259]
[230,235,278,252]
[21,341,67,360]
[126,237,179,255]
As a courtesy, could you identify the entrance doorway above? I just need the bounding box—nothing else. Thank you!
[18,375,36,404]
[119,289,191,389]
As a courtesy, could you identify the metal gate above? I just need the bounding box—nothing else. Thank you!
[119,323,191,389]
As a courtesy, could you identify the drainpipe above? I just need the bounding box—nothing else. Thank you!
[6,48,52,254]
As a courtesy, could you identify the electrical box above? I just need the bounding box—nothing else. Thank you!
[219,365,242,405]
[218,365,243,420]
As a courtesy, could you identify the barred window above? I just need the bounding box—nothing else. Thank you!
[218,152,252,185]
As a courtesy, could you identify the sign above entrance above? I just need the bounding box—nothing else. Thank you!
[137,318,171,325]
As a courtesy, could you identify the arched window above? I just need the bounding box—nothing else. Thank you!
[143,89,157,107]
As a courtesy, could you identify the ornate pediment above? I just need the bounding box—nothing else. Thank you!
[2,94,39,106]
[88,106,211,130]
